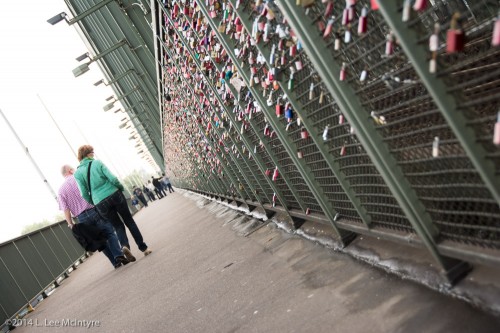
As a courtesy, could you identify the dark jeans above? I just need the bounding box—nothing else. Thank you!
[76,207,122,266]
[166,183,174,193]
[95,191,148,252]
[137,194,148,207]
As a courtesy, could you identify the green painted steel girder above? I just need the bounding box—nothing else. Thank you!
[197,1,355,244]
[276,0,471,279]
[228,0,371,227]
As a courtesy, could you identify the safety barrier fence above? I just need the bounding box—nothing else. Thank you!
[154,0,500,284]
[0,195,140,331]
[0,221,85,330]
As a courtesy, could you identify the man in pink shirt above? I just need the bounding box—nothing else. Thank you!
[58,165,135,269]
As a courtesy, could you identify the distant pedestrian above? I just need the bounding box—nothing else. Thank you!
[133,187,148,207]
[74,145,152,257]
[147,180,162,199]
[162,173,174,193]
[143,185,156,201]
[152,176,167,197]
[131,195,141,211]
[58,165,135,269]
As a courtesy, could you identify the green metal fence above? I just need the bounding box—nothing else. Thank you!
[0,221,85,329]
[152,0,500,282]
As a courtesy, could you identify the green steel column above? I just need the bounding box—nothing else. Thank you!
[229,0,371,227]
[377,0,500,205]
[197,1,354,243]
[276,0,470,280]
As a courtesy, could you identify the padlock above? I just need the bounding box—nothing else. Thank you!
[339,114,344,125]
[342,8,350,26]
[295,60,303,71]
[358,7,368,35]
[297,151,303,159]
[492,16,500,46]
[340,144,347,156]
[371,0,379,10]
[340,63,347,81]
[432,136,440,157]
[301,0,315,7]
[385,33,394,55]
[322,125,329,141]
[324,18,334,38]
[319,90,324,104]
[344,29,352,43]
[429,23,440,52]
[446,13,465,53]
[309,83,315,100]
[334,33,341,50]
[272,167,279,181]
[413,0,427,11]
[301,128,309,139]
[285,105,293,120]
[493,112,500,145]
[360,68,368,82]
[288,72,295,90]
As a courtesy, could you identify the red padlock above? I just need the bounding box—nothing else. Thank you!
[446,13,465,53]
[301,129,309,139]
[413,0,427,11]
[342,8,350,26]
[276,102,283,117]
[340,63,347,81]
[272,167,279,181]
[358,7,368,35]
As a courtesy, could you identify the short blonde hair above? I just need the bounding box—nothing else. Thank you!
[77,145,94,161]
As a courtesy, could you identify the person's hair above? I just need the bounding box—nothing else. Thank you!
[60,165,73,176]
[77,145,94,161]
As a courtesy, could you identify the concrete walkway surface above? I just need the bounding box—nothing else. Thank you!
[14,190,500,333]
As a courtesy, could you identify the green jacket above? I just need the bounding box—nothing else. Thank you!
[74,157,124,205]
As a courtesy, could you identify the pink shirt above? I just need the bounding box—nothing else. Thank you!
[58,175,94,217]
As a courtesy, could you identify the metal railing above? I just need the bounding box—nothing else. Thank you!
[0,221,85,329]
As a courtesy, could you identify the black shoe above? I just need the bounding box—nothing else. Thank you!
[116,255,130,266]
[114,263,122,269]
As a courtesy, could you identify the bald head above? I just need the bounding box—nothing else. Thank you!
[61,165,75,177]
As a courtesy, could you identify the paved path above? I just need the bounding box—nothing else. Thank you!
[16,191,500,333]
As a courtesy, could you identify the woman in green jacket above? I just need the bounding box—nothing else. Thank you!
[74,145,152,258]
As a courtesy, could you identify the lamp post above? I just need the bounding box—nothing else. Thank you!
[102,86,140,111]
[47,0,114,25]
[72,40,129,78]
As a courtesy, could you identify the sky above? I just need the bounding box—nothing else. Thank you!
[0,2,157,243]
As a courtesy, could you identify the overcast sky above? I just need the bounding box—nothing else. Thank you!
[0,1,157,242]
